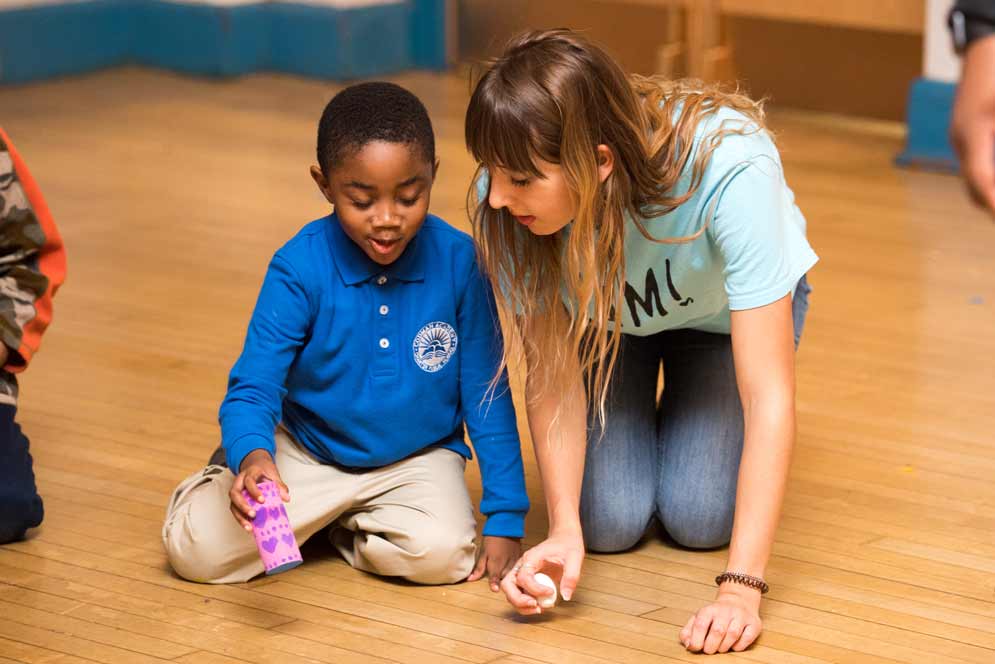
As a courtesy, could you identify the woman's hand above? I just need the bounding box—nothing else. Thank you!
[679,583,763,654]
[499,528,585,614]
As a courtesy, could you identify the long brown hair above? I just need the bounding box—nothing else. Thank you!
[465,29,767,427]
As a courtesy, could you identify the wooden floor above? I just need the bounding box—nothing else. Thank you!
[1,67,994,664]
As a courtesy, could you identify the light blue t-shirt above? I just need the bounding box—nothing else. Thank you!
[617,106,818,335]
[475,106,818,336]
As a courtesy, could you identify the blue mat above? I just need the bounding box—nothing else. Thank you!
[0,0,447,84]
[896,77,958,172]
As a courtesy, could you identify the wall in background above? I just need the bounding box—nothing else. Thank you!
[0,0,448,84]
[458,0,922,122]
[924,0,957,82]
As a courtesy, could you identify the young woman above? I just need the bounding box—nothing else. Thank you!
[464,29,817,654]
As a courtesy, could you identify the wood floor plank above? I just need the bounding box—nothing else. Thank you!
[0,553,292,630]
[1,592,197,661]
[259,579,658,664]
[3,586,362,664]
[0,617,170,664]
[0,637,96,664]
[171,653,247,664]
[869,538,995,574]
[0,546,505,663]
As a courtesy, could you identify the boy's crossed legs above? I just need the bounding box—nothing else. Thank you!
[162,428,477,584]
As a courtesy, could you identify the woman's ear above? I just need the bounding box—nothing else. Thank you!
[596,144,615,183]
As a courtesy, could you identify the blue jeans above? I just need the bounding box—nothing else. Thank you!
[580,276,811,552]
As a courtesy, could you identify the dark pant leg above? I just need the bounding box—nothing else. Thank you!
[0,404,43,544]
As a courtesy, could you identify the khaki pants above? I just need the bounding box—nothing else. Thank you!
[162,428,477,584]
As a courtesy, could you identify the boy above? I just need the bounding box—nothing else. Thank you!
[162,82,528,587]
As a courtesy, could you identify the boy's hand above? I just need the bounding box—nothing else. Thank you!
[229,448,290,531]
[467,535,521,591]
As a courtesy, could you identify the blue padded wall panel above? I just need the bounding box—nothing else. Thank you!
[133,1,270,77]
[269,2,410,80]
[0,0,133,84]
[409,0,444,70]
[0,0,442,84]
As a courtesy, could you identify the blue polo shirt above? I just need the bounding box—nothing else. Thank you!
[219,213,529,537]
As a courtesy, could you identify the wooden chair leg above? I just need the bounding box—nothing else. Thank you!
[687,0,735,82]
[655,3,685,77]
[655,0,735,82]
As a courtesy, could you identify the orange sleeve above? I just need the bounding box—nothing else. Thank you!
[0,127,67,372]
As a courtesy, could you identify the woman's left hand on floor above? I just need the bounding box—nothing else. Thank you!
[679,583,763,654]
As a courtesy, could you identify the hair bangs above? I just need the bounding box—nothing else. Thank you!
[465,74,551,179]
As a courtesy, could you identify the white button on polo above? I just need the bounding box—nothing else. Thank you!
[376,275,387,285]
[379,338,390,349]
[379,305,389,315]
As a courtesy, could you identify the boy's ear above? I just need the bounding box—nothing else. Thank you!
[432,158,440,179]
[310,165,335,205]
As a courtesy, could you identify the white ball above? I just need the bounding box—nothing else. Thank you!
[533,572,558,608]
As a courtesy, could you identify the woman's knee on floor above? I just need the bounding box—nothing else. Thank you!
[581,499,653,553]
[657,488,735,550]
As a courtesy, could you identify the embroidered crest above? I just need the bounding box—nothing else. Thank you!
[412,321,458,372]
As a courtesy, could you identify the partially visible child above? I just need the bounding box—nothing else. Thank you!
[162,82,528,586]
[0,128,67,544]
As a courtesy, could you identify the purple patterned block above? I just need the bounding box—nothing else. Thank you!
[242,480,303,575]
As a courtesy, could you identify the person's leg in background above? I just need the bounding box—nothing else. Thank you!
[0,403,44,544]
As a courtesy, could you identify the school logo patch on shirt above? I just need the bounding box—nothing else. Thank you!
[412,321,458,372]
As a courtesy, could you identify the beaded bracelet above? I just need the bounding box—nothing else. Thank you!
[715,571,769,594]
